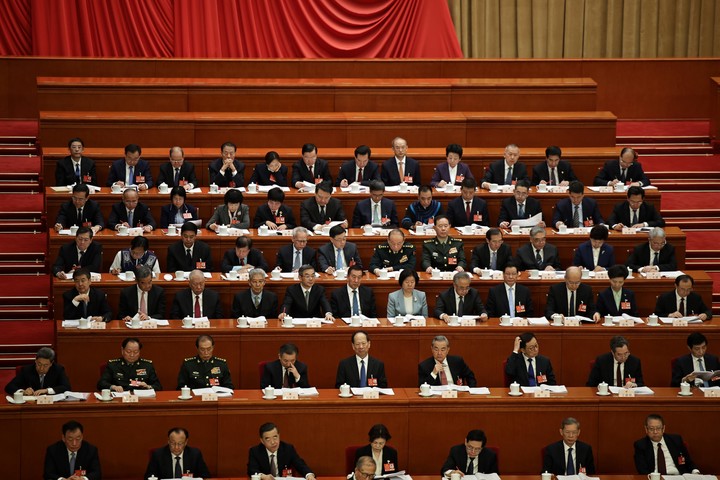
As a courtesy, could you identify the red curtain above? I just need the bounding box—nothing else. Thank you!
[0,0,461,58]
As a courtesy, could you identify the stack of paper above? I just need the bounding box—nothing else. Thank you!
[192,386,234,397]
[351,387,395,396]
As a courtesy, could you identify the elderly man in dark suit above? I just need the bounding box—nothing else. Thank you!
[52,226,103,279]
[145,427,210,479]
[608,186,664,231]
[498,180,544,229]
[170,269,223,319]
[107,187,157,232]
[55,137,98,186]
[486,262,534,317]
[634,414,700,474]
[514,225,561,271]
[545,266,599,321]
[232,268,279,318]
[531,145,578,186]
[418,335,477,387]
[62,268,113,322]
[505,332,557,386]
[260,343,310,389]
[4,347,71,395]
[552,181,604,229]
[671,332,720,387]
[278,265,334,321]
[594,147,651,187]
[300,181,347,232]
[481,143,528,189]
[430,143,475,188]
[117,265,165,321]
[247,423,316,479]
[156,146,199,190]
[53,183,105,233]
[470,228,512,273]
[441,429,498,476]
[330,265,377,318]
[626,227,677,273]
[209,141,245,188]
[336,145,381,187]
[434,272,488,322]
[587,335,644,387]
[655,274,712,321]
[44,420,101,480]
[542,417,596,475]
[381,136,422,186]
[335,330,387,388]
[291,143,333,191]
[275,227,317,272]
[107,143,153,190]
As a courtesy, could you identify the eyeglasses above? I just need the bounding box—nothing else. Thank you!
[357,471,375,480]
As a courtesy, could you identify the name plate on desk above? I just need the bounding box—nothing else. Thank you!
[122,394,139,403]
[249,320,266,328]
[410,318,426,327]
[575,227,589,235]
[141,320,157,329]
[492,272,503,280]
[361,319,376,328]
[622,227,638,235]
[90,322,106,330]
[704,389,719,397]
[513,318,529,326]
[672,319,689,327]
[618,388,635,397]
[595,271,609,279]
[533,390,551,398]
[564,318,580,326]
[362,390,380,399]
[460,318,476,326]
[307,319,322,328]
[618,318,635,327]
[194,319,211,329]
[540,271,556,280]
[646,271,661,279]
[598,186,613,193]
[37,396,54,405]
[201,393,218,402]
[282,391,299,400]
[441,390,458,398]
[238,272,249,281]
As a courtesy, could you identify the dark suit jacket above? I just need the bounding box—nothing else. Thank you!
[208,158,245,187]
[232,289,279,318]
[247,441,313,477]
[253,204,296,229]
[317,242,363,271]
[55,199,105,229]
[626,242,677,272]
[335,160,380,187]
[291,158,333,186]
[52,240,103,276]
[545,282,597,319]
[167,240,213,272]
[607,201,665,228]
[441,444,498,475]
[221,248,269,273]
[107,158,154,187]
[587,352,645,387]
[542,440,595,475]
[381,156,422,186]
[156,161,199,188]
[446,196,490,227]
[470,243,512,271]
[4,362,71,394]
[434,287,487,318]
[62,287,112,321]
[418,355,477,387]
[249,163,289,187]
[430,162,474,187]
[552,197,604,227]
[159,203,199,228]
[261,359,310,388]
[573,241,615,270]
[355,445,399,474]
[300,196,346,230]
[44,440,101,480]
[55,155,98,186]
[594,160,650,186]
[107,201,157,230]
[634,434,697,474]
[351,197,398,228]
[498,196,543,225]
[515,243,561,271]
[170,287,223,319]
[596,287,639,317]
[145,445,210,479]
[531,160,578,185]
[335,355,387,388]
[505,352,556,386]
[275,245,317,272]
[655,291,712,319]
[483,159,529,185]
[282,283,332,318]
[330,284,377,318]
[118,284,166,319]
[486,282,534,317]
[671,353,720,387]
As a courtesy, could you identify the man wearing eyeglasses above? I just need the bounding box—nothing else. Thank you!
[279,265,334,321]
[545,266,599,321]
[655,274,712,321]
[634,414,700,474]
[586,335,644,387]
[352,456,378,480]
[145,427,210,479]
[626,227,677,273]
[4,347,71,396]
[441,429,498,476]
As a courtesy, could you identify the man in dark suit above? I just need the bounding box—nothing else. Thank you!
[514,225,561,271]
[221,235,269,273]
[545,266,599,321]
[351,180,398,228]
[498,180,544,228]
[117,265,165,321]
[573,225,616,271]
[279,265,334,321]
[418,335,477,387]
[608,186,665,231]
[336,145,381,187]
[441,429,498,476]
[53,183,105,233]
[446,177,490,228]
[209,141,245,187]
[156,146,199,190]
[253,187,297,230]
[170,269,223,319]
[330,265,377,318]
[655,274,712,321]
[44,420,101,480]
[542,417,596,475]
[107,187,157,232]
[4,347,71,395]
[52,226,103,279]
[291,143,333,190]
[381,136,421,186]
[317,224,363,273]
[481,143,528,189]
[145,427,210,479]
[594,147,651,187]
[300,181,347,232]
[62,268,112,322]
[55,137,98,186]
[552,181,604,229]
[261,343,310,389]
[107,143,153,190]
[430,143,475,187]
[275,227,317,272]
[587,335,644,387]
[634,414,700,474]
[531,146,578,186]
[335,330,387,388]
[626,227,677,272]
[470,228,512,273]
[167,222,213,272]
[506,332,557,386]
[247,422,316,479]
[671,332,720,387]
[232,268,279,318]
[596,264,639,317]
[486,263,534,317]
[434,272,488,321]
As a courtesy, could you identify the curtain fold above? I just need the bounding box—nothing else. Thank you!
[0,0,31,55]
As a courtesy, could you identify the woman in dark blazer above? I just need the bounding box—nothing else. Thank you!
[249,150,289,186]
[354,424,399,476]
[206,188,250,230]
[159,186,198,228]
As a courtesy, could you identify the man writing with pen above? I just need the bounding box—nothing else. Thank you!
[441,429,499,476]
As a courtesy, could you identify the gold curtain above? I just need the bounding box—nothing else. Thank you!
[447,0,720,58]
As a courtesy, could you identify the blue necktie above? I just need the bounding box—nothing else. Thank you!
[528,358,536,386]
[128,166,134,185]
[490,251,497,270]
[566,448,575,475]
[127,210,134,227]
[508,287,515,317]
[352,290,359,316]
[336,249,344,269]
[360,359,367,387]
[505,167,512,185]
[518,203,525,218]
[75,163,81,181]
[69,452,76,475]
[699,358,710,387]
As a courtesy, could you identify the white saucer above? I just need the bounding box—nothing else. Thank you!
[269,277,282,281]
[418,392,434,397]
[181,325,195,329]
[163,274,174,281]
[263,395,277,400]
[338,393,354,398]
[125,324,142,329]
[595,391,611,396]
[77,325,91,330]
[177,395,193,400]
[282,324,295,328]
[117,233,129,236]
[507,391,523,396]
[646,323,661,327]
[236,324,249,329]
[173,277,186,282]
[677,391,693,396]
[165,233,179,237]
[97,397,113,402]
[362,233,376,236]
[602,323,615,327]
[9,398,26,404]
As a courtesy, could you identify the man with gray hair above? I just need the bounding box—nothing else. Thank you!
[118,265,166,321]
[232,268,279,318]
[542,417,596,475]
[514,225,561,271]
[4,347,71,395]
[481,143,529,189]
[275,227,317,272]
[351,456,378,480]
[587,335,644,387]
[626,227,677,273]
[418,335,477,387]
[434,272,488,322]
[170,269,223,319]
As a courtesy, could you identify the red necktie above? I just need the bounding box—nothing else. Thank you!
[194,295,201,317]
[283,369,291,388]
[656,443,667,474]
[439,367,448,385]
[357,168,363,183]
[465,201,471,221]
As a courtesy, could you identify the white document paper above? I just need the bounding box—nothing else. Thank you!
[617,313,644,324]
[468,387,491,395]
[521,385,568,394]
[350,387,395,396]
[510,212,543,227]
[527,317,550,325]
[467,473,501,480]
[192,386,234,397]
[258,185,290,192]
[277,387,319,396]
[62,320,81,328]
[565,315,595,323]
[608,386,655,395]
[659,316,702,324]
[374,470,407,479]
[431,385,471,393]
[291,317,334,325]
[341,316,381,325]
[133,389,156,398]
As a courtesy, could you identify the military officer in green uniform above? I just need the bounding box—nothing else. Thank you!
[369,228,416,275]
[422,215,466,273]
[97,337,162,392]
[177,334,234,389]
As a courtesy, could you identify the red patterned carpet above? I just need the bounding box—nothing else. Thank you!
[617,120,709,136]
